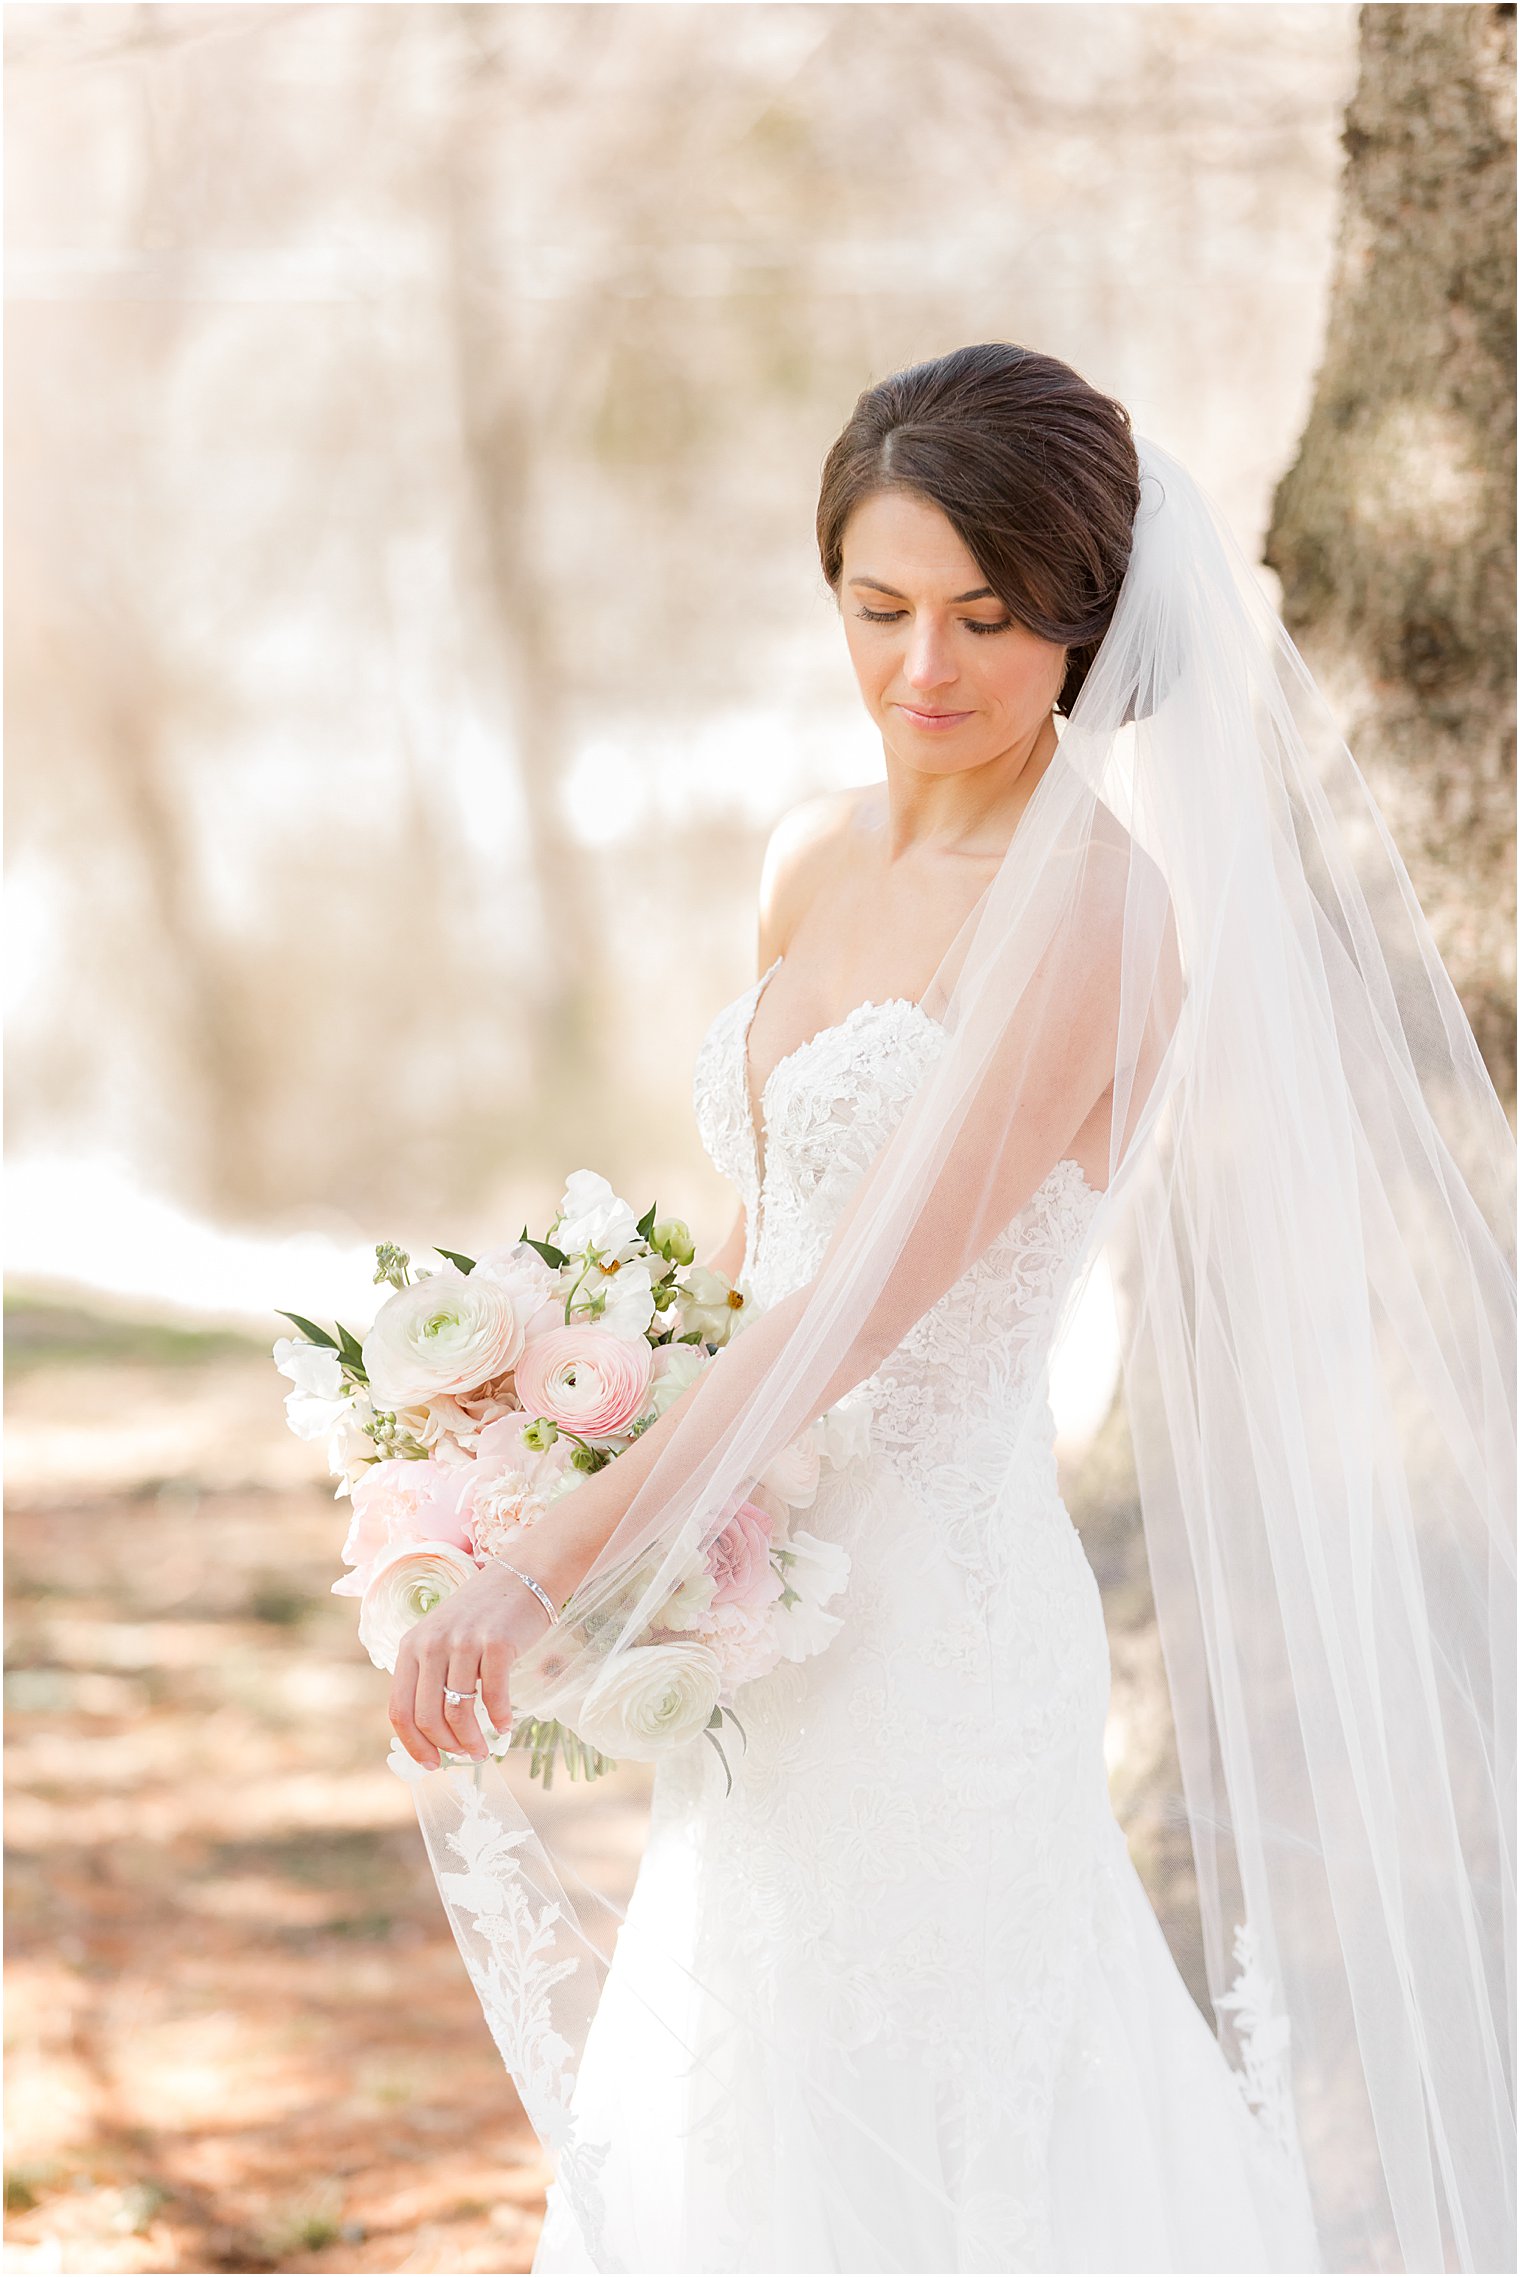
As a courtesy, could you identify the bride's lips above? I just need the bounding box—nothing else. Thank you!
[895,702,973,731]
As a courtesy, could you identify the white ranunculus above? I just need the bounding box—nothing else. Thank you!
[362,1268,526,1407]
[773,1529,851,1663]
[555,1169,640,1260]
[573,1641,722,1761]
[357,1540,477,1672]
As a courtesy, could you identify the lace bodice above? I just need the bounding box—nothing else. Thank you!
[692,956,1102,1504]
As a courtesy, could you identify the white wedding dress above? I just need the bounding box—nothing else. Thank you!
[533,960,1322,2275]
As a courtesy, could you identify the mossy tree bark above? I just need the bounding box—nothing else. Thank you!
[1265,2,1516,1107]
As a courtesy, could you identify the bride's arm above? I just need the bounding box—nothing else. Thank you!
[392,864,1145,1766]
[523,841,1166,1611]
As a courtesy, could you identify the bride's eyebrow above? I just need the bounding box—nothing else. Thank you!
[848,575,999,603]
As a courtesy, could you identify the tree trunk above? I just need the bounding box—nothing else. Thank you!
[1265,2,1516,1107]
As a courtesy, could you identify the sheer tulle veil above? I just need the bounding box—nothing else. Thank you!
[407,435,1516,2273]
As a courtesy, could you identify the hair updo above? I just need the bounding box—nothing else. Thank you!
[815,343,1141,717]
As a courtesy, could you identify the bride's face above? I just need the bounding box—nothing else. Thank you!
[838,488,1067,773]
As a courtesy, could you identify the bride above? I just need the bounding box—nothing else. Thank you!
[389,345,1515,2274]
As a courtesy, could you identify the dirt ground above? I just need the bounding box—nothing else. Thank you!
[4,1295,1197,2277]
[4,1300,654,2276]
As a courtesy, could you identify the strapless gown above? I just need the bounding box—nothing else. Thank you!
[532,961,1321,2274]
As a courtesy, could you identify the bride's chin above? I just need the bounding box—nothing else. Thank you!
[881,728,993,776]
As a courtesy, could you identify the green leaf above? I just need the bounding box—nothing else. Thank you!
[521,1229,568,1270]
[275,1311,338,1349]
[701,1725,734,1797]
[435,1247,477,1274]
[635,1201,658,1242]
[333,1325,369,1382]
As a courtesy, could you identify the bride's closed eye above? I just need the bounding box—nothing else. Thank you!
[854,605,1013,635]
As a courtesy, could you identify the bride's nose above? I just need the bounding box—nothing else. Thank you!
[901,615,960,692]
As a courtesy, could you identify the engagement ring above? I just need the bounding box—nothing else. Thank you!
[442,1686,473,1706]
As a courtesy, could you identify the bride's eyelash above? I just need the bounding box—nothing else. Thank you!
[854,606,1012,636]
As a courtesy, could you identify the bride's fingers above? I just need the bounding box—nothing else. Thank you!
[412,1640,462,1759]
[479,1639,515,1737]
[441,1657,487,1759]
[389,1650,439,1770]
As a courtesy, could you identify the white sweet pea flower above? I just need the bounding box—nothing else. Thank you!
[274,1336,372,1480]
[772,1529,851,1663]
[327,1392,377,1488]
[758,1432,821,1511]
[591,1256,657,1340]
[273,1336,346,1398]
[554,1170,641,1260]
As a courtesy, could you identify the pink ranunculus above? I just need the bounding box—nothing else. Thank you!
[334,1457,471,1594]
[513,1324,653,1442]
[706,1499,785,1610]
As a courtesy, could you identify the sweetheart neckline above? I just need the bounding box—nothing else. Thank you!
[729,956,1103,1210]
[742,955,927,1127]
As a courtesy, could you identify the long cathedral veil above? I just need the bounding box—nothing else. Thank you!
[407,437,1516,2274]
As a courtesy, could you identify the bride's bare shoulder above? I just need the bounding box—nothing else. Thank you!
[756,785,880,967]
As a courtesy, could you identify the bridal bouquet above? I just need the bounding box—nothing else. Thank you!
[273,1170,861,1787]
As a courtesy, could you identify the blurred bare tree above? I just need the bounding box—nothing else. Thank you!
[7,3,1359,1236]
[1267,1,1517,1106]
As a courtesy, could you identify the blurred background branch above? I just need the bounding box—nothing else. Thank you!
[10,0,1370,1273]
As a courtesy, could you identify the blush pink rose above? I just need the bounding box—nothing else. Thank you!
[706,1499,784,1610]
[513,1324,653,1442]
[704,1598,784,1689]
[334,1457,471,1594]
[459,1418,576,1558]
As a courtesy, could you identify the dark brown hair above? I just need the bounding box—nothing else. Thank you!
[816,343,1140,717]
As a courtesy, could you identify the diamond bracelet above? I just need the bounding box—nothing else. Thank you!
[495,1559,559,1629]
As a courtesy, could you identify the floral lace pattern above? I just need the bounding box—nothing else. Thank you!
[527,968,1312,2273]
[677,970,1114,2267]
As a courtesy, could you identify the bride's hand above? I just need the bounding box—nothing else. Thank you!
[389,1556,557,1769]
